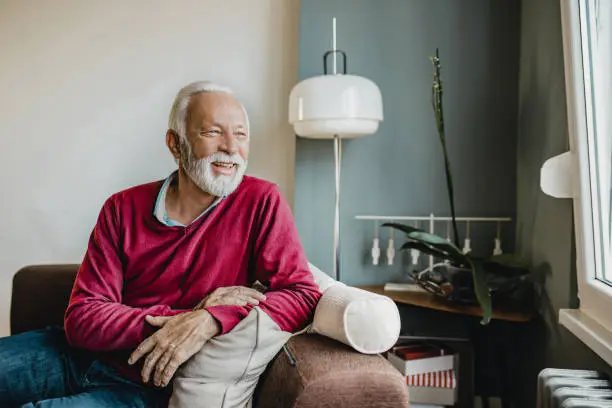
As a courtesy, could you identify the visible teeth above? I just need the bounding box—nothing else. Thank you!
[213,162,235,168]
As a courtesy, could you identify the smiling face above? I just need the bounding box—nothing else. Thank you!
[170,91,250,197]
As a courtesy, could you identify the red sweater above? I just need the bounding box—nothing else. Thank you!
[64,175,321,376]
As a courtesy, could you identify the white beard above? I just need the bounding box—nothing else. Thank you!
[180,144,247,197]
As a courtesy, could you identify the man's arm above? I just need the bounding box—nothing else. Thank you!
[205,185,321,334]
[64,196,188,351]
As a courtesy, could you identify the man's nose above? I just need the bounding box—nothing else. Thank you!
[220,134,238,154]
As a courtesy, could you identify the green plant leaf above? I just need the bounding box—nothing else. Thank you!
[382,223,463,258]
[467,259,492,325]
[399,241,467,267]
[400,241,452,260]
[381,222,422,235]
[382,223,449,245]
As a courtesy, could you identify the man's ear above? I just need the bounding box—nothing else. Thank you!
[166,130,181,162]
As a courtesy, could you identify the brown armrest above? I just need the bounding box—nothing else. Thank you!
[11,265,79,335]
[255,333,409,408]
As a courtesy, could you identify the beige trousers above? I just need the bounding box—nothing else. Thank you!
[169,307,292,408]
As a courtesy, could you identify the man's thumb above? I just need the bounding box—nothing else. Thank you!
[145,315,170,327]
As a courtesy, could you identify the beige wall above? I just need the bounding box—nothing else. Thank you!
[0,0,300,336]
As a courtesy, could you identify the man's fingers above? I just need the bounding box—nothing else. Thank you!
[160,359,181,387]
[129,336,156,365]
[154,347,176,387]
[215,293,265,307]
[159,341,194,387]
[146,315,172,327]
[219,295,256,307]
[244,296,265,305]
[238,287,267,300]
[141,346,164,384]
[230,298,248,306]
[156,338,195,387]
[199,286,267,308]
[232,295,263,306]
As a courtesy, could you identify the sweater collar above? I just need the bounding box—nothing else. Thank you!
[153,171,222,227]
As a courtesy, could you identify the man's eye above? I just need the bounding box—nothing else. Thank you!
[203,130,220,136]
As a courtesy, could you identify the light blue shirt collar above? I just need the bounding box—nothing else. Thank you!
[154,172,222,227]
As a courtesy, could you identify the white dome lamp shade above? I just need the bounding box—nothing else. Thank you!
[288,68,384,138]
[288,18,383,281]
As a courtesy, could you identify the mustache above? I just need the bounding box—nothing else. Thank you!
[203,152,246,167]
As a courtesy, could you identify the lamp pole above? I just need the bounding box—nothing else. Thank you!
[333,134,342,281]
[330,17,342,281]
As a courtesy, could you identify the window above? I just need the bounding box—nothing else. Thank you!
[578,0,611,286]
[544,0,612,363]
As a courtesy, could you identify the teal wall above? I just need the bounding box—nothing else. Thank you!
[294,0,521,284]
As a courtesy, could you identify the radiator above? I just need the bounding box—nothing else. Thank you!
[537,368,612,408]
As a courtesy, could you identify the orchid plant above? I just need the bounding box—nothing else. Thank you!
[383,49,493,324]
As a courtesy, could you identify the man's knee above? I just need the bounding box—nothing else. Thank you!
[177,308,290,380]
[0,327,76,407]
[169,308,291,408]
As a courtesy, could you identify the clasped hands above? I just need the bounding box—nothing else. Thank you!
[128,286,266,387]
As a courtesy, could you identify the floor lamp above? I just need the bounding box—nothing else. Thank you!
[288,18,383,281]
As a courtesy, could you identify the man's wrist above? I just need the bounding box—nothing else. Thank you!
[195,309,221,338]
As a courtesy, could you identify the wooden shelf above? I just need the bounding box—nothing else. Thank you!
[357,285,533,323]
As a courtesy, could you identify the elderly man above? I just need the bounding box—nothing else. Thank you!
[0,81,321,407]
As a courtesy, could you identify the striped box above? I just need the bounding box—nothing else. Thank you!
[407,369,456,389]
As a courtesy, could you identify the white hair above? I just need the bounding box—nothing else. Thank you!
[167,80,249,141]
